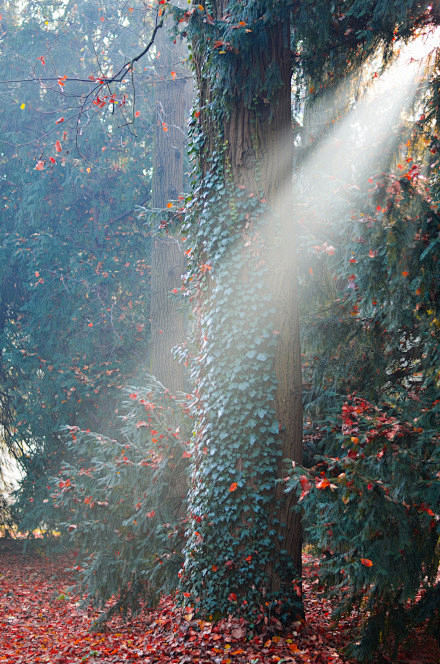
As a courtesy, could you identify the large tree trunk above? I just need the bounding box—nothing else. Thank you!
[181,0,303,621]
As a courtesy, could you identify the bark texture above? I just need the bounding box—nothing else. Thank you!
[190,0,303,592]
[150,26,188,393]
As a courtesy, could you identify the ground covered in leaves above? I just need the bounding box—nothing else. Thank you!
[0,539,437,664]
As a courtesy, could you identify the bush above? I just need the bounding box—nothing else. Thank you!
[288,395,440,661]
[52,376,191,624]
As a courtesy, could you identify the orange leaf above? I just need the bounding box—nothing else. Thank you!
[361,558,373,567]
[315,477,330,490]
[229,482,238,492]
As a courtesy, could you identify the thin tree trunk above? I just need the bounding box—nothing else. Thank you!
[150,24,188,393]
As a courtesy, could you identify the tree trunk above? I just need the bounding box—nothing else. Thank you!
[150,23,188,393]
[181,0,303,622]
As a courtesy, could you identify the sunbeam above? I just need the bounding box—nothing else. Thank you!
[291,30,439,242]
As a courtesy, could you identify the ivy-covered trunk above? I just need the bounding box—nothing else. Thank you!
[178,0,303,622]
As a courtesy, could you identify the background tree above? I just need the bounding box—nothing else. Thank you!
[288,2,440,659]
[0,0,155,531]
[149,17,190,394]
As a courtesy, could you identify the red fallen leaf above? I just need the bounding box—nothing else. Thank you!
[55,117,64,124]
[361,558,373,567]
[37,55,45,65]
[35,160,45,170]
[228,592,237,602]
[229,482,238,492]
[55,140,62,152]
[231,627,246,639]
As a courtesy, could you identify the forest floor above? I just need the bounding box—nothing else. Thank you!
[0,538,437,664]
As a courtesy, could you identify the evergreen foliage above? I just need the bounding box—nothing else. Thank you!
[52,377,191,622]
[0,0,154,531]
[290,13,440,658]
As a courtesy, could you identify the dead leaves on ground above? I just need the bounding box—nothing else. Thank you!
[0,543,351,664]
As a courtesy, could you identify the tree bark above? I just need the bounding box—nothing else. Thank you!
[182,0,303,619]
[150,24,189,393]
